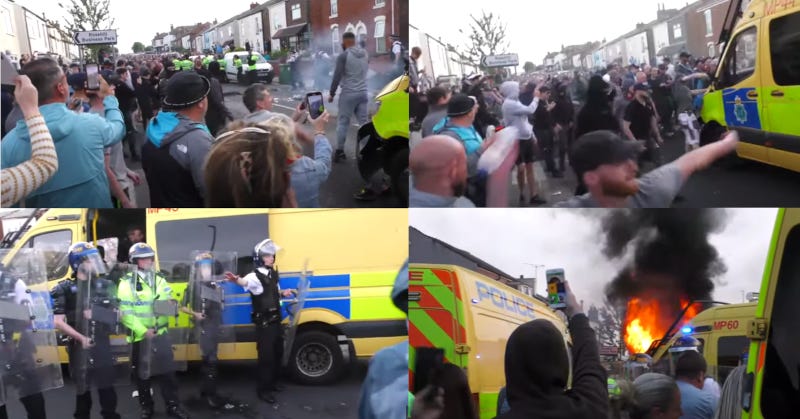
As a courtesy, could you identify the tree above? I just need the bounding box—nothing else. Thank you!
[52,0,115,62]
[144,45,154,53]
[523,61,535,74]
[458,10,509,71]
[132,42,145,53]
[590,303,625,358]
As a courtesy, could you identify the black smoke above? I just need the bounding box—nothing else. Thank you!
[602,209,728,306]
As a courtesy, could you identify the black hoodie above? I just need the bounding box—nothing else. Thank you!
[495,315,608,419]
[575,76,619,139]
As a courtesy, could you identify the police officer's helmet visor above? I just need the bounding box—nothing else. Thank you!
[77,251,107,276]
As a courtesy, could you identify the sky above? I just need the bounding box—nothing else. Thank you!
[409,209,778,308]
[410,0,699,68]
[18,0,263,54]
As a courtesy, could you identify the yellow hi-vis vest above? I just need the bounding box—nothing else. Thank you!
[118,270,173,343]
[234,59,242,69]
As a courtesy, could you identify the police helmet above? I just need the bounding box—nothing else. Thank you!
[252,239,280,267]
[128,242,155,263]
[68,242,107,275]
[194,252,214,266]
[669,336,701,353]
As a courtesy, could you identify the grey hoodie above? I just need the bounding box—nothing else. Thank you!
[500,81,539,140]
[330,46,368,95]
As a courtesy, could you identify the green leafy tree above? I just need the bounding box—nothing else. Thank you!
[51,0,115,62]
[132,42,145,53]
[458,10,509,71]
[523,61,535,73]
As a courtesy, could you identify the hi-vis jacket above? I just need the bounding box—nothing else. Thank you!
[117,270,173,343]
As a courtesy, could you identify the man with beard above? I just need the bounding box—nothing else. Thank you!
[556,129,739,208]
[409,135,474,207]
[623,83,663,170]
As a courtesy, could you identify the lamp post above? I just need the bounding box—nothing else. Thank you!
[522,263,545,295]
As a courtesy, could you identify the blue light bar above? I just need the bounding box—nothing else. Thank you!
[681,326,693,334]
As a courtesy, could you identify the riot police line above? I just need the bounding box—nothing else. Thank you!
[0,238,308,419]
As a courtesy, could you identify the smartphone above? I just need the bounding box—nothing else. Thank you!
[546,268,567,310]
[413,347,444,394]
[305,91,324,119]
[86,64,100,90]
[1,53,18,86]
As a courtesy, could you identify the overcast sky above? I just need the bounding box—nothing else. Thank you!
[19,0,262,54]
[411,0,698,67]
[410,209,778,307]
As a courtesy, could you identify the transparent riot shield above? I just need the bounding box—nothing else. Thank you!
[124,266,188,380]
[0,249,64,403]
[282,260,310,367]
[186,251,239,359]
[73,260,132,394]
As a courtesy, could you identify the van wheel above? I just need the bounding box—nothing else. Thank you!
[266,75,274,85]
[288,331,346,385]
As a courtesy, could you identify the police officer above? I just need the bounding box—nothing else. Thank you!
[224,239,292,404]
[118,243,190,419]
[0,263,49,419]
[181,252,248,412]
[247,55,258,85]
[51,242,122,419]
[233,55,243,83]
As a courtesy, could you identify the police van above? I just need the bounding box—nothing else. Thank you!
[223,52,274,84]
[409,263,570,419]
[0,208,407,384]
[700,0,800,172]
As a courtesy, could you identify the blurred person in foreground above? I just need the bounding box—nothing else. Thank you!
[1,75,58,207]
[410,135,474,208]
[557,130,738,208]
[203,119,298,208]
[615,373,683,419]
[1,58,124,208]
[496,281,607,419]
[359,262,409,419]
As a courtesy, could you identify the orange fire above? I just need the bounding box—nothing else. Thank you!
[624,297,700,354]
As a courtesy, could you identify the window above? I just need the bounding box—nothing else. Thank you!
[154,215,269,283]
[718,26,757,88]
[708,43,716,58]
[705,9,713,36]
[761,224,800,417]
[375,0,386,7]
[674,23,683,39]
[717,336,750,385]
[375,17,386,54]
[331,25,340,54]
[13,230,73,281]
[769,12,800,86]
[291,4,301,20]
[1,7,13,35]
[356,23,368,48]
[331,0,338,17]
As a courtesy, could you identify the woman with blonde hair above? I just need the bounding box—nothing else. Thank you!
[204,119,298,207]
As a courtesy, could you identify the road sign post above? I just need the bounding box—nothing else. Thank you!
[73,30,118,46]
[481,53,520,68]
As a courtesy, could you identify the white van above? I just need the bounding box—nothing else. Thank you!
[223,52,273,84]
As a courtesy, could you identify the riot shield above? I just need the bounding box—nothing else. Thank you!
[73,260,132,394]
[125,267,188,380]
[186,251,239,358]
[282,260,310,367]
[0,249,63,403]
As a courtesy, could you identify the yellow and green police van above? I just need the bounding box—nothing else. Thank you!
[0,208,407,384]
[700,0,800,172]
[409,263,570,419]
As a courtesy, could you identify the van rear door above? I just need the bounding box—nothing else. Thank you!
[762,8,800,170]
[743,209,800,418]
[409,267,468,381]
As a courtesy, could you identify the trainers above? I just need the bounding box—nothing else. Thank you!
[334,149,347,163]
[139,407,154,419]
[519,195,525,206]
[166,405,190,419]
[354,188,378,201]
[257,391,276,404]
[529,195,547,206]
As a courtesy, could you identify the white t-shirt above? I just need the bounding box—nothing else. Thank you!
[239,267,281,296]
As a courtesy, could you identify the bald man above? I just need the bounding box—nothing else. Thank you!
[409,135,475,207]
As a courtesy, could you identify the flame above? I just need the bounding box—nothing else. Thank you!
[624,297,701,354]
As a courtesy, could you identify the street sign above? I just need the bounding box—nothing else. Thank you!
[73,30,118,45]
[600,346,619,356]
[481,53,519,68]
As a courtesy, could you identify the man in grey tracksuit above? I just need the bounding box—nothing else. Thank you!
[328,31,369,164]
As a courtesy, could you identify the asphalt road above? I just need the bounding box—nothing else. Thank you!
[127,81,402,208]
[3,360,369,419]
[411,129,800,207]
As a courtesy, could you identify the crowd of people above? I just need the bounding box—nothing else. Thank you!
[409,281,746,419]
[409,47,738,209]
